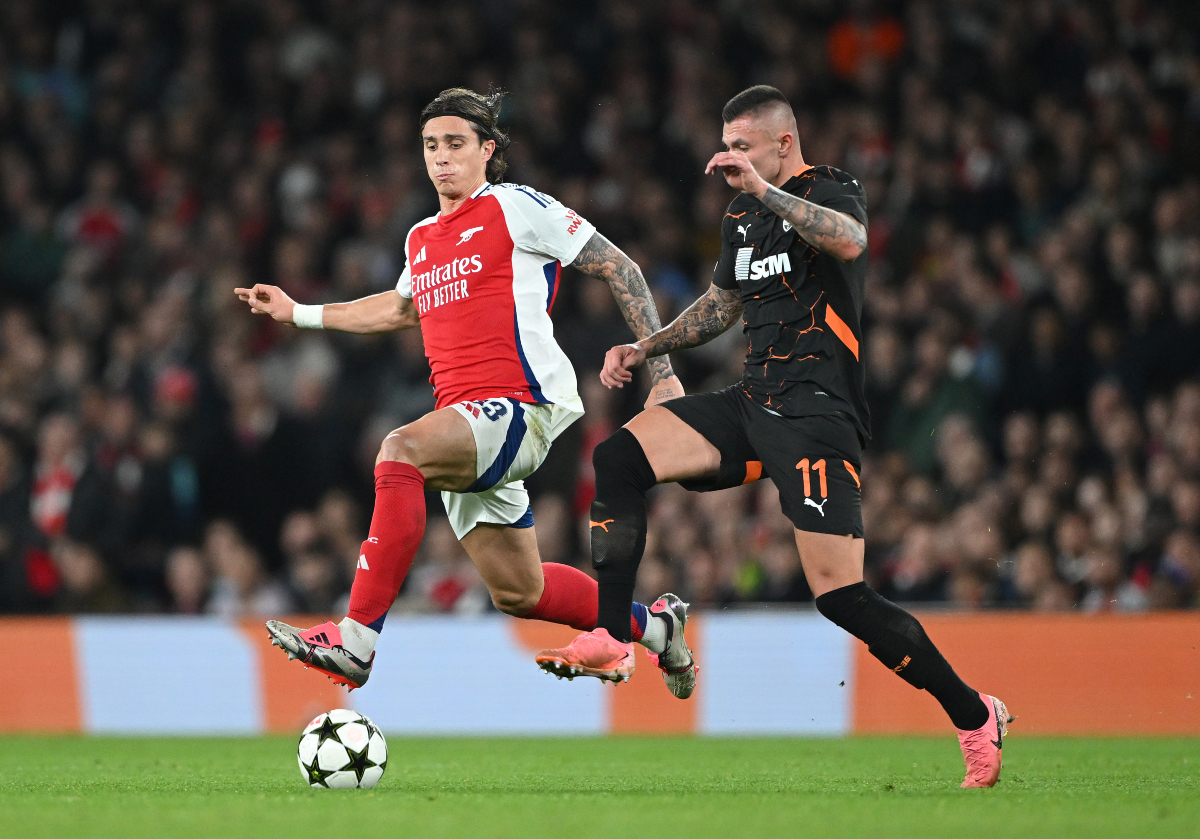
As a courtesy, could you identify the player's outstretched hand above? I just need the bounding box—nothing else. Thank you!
[705,150,768,198]
[600,343,646,389]
[234,283,296,324]
[645,374,685,409]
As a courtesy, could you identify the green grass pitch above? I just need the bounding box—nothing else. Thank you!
[1,735,1196,839]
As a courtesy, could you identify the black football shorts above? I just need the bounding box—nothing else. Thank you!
[659,385,864,537]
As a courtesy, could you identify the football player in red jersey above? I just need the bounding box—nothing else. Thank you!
[236,88,684,689]
[538,86,1012,785]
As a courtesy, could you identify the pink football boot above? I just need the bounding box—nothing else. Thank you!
[535,627,635,683]
[266,619,374,690]
[958,693,1014,788]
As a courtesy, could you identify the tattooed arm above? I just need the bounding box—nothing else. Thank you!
[705,150,867,263]
[571,231,684,401]
[757,186,867,262]
[599,283,743,389]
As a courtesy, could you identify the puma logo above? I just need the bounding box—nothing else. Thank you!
[590,519,615,532]
[804,497,828,516]
[357,555,370,570]
[457,226,484,244]
[737,223,753,241]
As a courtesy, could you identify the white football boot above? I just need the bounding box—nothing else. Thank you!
[646,593,698,699]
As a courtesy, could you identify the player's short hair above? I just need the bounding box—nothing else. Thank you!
[420,87,511,184]
[722,85,793,124]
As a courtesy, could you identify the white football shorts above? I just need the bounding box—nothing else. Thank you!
[442,398,583,540]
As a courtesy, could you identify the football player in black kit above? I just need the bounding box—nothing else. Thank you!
[537,86,1012,788]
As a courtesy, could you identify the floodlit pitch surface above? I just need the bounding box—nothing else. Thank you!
[1,736,1196,838]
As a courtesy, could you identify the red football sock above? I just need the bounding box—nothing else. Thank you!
[521,563,597,631]
[519,562,645,640]
[347,461,426,631]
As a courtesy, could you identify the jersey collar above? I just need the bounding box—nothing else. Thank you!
[437,180,492,223]
[778,164,814,192]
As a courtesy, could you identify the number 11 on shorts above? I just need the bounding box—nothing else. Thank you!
[796,458,827,498]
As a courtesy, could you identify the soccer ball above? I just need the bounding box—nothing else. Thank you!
[297,709,388,789]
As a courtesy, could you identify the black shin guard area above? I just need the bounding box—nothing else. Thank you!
[591,429,657,643]
[815,582,989,730]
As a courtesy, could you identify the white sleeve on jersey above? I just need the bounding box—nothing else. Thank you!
[395,262,412,298]
[395,215,437,299]
[493,184,597,265]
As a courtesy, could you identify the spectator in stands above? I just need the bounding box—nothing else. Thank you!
[0,0,1197,615]
[165,545,208,614]
[204,519,293,618]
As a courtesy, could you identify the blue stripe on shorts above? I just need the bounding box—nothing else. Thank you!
[506,506,535,528]
[466,400,527,493]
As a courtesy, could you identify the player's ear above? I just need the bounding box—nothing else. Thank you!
[481,139,495,162]
[777,131,794,158]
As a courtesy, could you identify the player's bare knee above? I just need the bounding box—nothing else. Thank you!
[490,587,538,616]
[377,428,422,467]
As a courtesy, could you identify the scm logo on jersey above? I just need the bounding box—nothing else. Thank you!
[749,252,792,280]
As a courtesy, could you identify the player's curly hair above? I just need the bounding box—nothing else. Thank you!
[419,87,511,184]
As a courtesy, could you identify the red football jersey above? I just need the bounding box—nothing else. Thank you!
[397,182,594,411]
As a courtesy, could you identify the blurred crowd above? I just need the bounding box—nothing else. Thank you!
[1,0,1199,616]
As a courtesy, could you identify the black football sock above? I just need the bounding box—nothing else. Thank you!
[815,582,989,731]
[591,428,658,643]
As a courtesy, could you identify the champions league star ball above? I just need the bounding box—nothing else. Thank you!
[297,709,388,789]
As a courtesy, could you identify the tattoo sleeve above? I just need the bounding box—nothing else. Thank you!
[638,283,744,358]
[757,185,867,262]
[570,232,675,384]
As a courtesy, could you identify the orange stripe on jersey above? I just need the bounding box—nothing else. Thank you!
[843,460,860,489]
[825,304,859,360]
[725,211,747,219]
[743,461,763,484]
[793,164,814,178]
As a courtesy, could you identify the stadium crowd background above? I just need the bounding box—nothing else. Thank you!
[1,0,1199,617]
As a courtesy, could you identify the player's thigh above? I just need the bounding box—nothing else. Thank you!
[624,406,721,484]
[459,522,544,614]
[747,411,865,596]
[793,530,865,598]
[634,387,764,490]
[439,401,580,551]
[456,400,581,494]
[377,406,477,491]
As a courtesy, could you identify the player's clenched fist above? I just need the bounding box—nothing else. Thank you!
[600,343,647,389]
[235,283,297,324]
[705,150,769,198]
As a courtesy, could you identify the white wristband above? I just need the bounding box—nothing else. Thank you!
[292,304,324,329]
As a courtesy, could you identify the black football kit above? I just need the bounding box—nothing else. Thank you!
[662,164,869,535]
[591,164,996,740]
